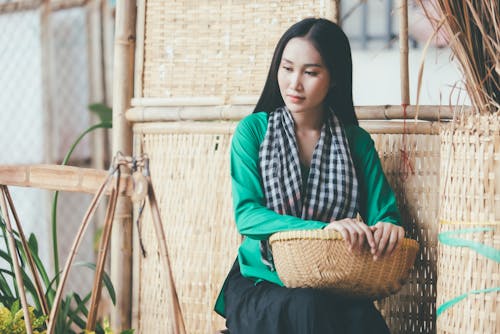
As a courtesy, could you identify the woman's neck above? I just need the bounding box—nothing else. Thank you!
[291,107,326,132]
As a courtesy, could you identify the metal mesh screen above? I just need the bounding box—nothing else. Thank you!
[0,2,110,301]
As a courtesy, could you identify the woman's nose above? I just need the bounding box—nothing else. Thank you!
[289,72,302,90]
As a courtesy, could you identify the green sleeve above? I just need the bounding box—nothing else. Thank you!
[347,126,401,226]
[231,113,326,240]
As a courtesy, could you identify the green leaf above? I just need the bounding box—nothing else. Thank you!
[89,103,113,123]
[75,262,116,304]
[10,299,19,313]
[26,240,50,288]
[121,330,135,334]
[0,270,14,298]
[28,233,38,254]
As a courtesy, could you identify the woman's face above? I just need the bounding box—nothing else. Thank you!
[277,37,331,117]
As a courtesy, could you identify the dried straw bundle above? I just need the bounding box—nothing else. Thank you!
[419,0,499,114]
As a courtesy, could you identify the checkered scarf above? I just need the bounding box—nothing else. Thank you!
[259,106,359,270]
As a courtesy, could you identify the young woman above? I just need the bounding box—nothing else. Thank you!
[215,18,404,334]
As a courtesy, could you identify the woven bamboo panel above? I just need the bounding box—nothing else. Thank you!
[437,114,499,334]
[132,121,440,333]
[142,0,330,99]
[132,123,239,333]
[372,133,440,334]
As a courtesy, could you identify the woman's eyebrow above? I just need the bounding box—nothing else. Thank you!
[281,58,323,67]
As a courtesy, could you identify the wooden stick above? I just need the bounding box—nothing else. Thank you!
[132,120,442,135]
[126,105,459,122]
[399,0,410,105]
[0,165,106,193]
[131,3,146,328]
[0,164,133,195]
[332,0,341,25]
[47,172,114,334]
[3,187,50,321]
[110,0,136,330]
[131,96,226,107]
[86,0,106,171]
[134,0,146,99]
[40,0,54,163]
[86,175,120,330]
[146,176,186,334]
[0,187,33,334]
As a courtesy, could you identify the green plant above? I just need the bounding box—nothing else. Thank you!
[0,301,46,334]
[0,103,122,333]
[52,103,112,282]
[0,214,116,333]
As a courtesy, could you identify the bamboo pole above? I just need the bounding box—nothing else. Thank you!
[103,0,114,106]
[133,0,146,99]
[110,0,136,330]
[146,175,187,334]
[0,165,107,193]
[399,0,410,105]
[132,120,441,135]
[86,0,106,171]
[331,0,341,25]
[125,104,457,122]
[47,171,114,334]
[40,0,53,164]
[131,96,226,107]
[4,187,50,322]
[130,5,146,327]
[0,188,33,334]
[86,175,120,330]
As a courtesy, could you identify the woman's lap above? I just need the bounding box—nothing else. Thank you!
[224,262,389,334]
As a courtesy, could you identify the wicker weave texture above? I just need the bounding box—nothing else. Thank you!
[269,229,419,298]
[133,126,240,333]
[440,114,500,223]
[372,132,440,334]
[142,0,330,99]
[131,123,441,334]
[437,114,499,334]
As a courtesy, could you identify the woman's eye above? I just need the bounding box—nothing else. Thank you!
[282,66,293,72]
[305,71,318,76]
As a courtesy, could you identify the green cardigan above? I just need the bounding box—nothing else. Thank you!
[214,112,401,316]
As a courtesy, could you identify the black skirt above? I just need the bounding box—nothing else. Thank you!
[224,261,390,334]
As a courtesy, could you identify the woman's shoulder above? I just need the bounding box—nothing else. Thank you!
[233,112,268,144]
[238,112,268,129]
[344,124,373,145]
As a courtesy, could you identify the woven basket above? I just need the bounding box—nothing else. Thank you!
[269,229,419,299]
[437,114,499,333]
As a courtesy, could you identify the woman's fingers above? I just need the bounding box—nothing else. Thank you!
[384,228,400,256]
[327,218,375,254]
[324,220,350,245]
[372,223,405,260]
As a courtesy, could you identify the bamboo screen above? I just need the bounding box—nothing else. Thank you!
[138,0,336,99]
[132,123,440,334]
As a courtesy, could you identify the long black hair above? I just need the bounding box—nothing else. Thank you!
[254,18,358,126]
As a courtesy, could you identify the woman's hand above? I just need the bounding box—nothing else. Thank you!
[369,222,405,260]
[324,218,376,254]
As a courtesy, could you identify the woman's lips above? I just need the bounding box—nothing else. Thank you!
[287,95,305,103]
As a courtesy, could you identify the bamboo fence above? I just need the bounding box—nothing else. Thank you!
[109,1,447,333]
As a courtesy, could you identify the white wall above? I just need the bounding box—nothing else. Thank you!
[352,47,468,106]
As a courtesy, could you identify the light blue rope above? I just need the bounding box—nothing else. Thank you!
[438,227,500,262]
[436,287,500,317]
[437,227,499,317]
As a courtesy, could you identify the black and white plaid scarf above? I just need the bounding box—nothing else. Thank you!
[259,106,359,270]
